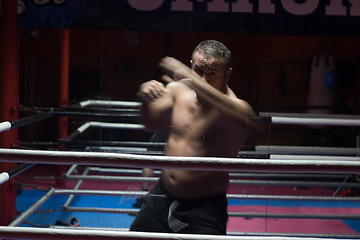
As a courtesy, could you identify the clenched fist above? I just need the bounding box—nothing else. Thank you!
[137,80,167,101]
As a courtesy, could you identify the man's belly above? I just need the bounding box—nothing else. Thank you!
[161,169,229,199]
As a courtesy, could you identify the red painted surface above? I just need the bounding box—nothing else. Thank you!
[0,0,19,225]
[56,29,70,187]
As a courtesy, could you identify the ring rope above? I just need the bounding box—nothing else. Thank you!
[0,226,358,240]
[42,226,360,239]
[60,206,360,220]
[270,116,360,126]
[75,100,142,108]
[80,166,346,179]
[1,149,360,174]
[0,163,35,185]
[54,189,360,202]
[55,141,360,156]
[63,122,145,143]
[63,174,360,189]
[2,103,360,135]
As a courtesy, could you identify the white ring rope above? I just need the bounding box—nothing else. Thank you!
[0,172,9,185]
[0,163,35,185]
[64,122,146,143]
[270,116,360,126]
[0,226,357,240]
[74,101,360,126]
[86,121,145,130]
[1,149,360,174]
[78,100,142,108]
[269,154,360,161]
[0,121,11,133]
[77,122,145,133]
[254,145,360,156]
[1,107,359,138]
[260,112,360,126]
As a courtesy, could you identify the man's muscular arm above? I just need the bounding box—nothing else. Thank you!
[158,57,259,130]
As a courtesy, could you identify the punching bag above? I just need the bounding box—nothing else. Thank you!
[307,54,337,115]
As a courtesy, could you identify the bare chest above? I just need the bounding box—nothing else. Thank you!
[171,92,219,138]
[167,89,247,157]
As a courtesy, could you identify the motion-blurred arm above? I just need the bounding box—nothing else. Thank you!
[158,57,259,130]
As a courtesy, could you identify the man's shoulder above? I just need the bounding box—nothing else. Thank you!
[166,80,192,93]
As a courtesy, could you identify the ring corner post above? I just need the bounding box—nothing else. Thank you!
[56,28,70,187]
[0,0,20,226]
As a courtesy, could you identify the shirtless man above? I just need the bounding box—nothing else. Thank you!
[130,40,256,235]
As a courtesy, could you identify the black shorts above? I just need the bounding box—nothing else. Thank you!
[129,178,228,235]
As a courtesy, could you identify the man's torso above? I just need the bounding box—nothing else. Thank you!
[161,82,248,199]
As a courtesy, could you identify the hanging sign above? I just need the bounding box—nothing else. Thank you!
[17,0,360,36]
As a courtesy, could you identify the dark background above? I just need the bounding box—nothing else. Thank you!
[10,0,360,147]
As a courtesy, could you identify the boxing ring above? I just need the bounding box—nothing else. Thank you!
[0,100,360,240]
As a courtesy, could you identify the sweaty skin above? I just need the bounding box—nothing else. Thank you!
[138,55,251,199]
